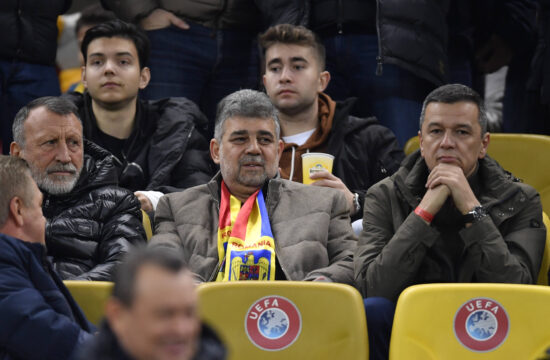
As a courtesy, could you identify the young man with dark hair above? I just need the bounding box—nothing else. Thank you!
[0,155,94,360]
[259,24,404,223]
[80,247,225,360]
[66,19,214,212]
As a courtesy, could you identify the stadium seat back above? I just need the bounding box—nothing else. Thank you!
[389,283,550,360]
[64,280,113,325]
[538,212,550,285]
[197,281,368,360]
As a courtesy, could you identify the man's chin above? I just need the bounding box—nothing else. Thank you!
[39,177,78,195]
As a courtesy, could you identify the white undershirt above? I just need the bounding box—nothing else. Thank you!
[282,128,316,146]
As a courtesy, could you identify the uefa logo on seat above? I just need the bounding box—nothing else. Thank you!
[244,295,302,351]
[453,297,510,352]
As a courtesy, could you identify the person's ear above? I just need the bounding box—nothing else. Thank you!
[10,142,22,157]
[318,71,331,92]
[139,67,151,90]
[104,298,127,336]
[479,132,491,159]
[418,130,424,158]
[210,138,221,164]
[81,66,88,88]
[9,196,25,227]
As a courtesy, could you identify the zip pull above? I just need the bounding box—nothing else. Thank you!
[376,56,383,76]
[337,22,343,35]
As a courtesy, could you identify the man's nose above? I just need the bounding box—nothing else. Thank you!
[246,139,261,154]
[55,142,72,163]
[104,59,115,74]
[279,67,291,83]
[440,131,455,148]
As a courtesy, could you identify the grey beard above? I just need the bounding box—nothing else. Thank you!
[31,163,81,195]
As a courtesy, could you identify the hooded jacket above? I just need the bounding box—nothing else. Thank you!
[43,141,146,281]
[0,233,94,360]
[355,151,546,301]
[279,94,404,220]
[151,173,356,284]
[65,92,215,194]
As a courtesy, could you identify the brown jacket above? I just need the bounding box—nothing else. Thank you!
[151,173,356,284]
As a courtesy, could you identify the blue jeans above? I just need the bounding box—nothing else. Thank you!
[364,297,395,360]
[143,23,260,133]
[0,60,60,154]
[322,34,435,147]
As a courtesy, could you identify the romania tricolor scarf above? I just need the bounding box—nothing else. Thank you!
[216,181,276,281]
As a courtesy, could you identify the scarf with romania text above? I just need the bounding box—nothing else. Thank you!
[216,181,276,281]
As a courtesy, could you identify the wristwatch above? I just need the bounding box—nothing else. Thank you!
[462,205,488,224]
[352,193,361,214]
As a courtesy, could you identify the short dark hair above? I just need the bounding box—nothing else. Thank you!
[12,96,81,147]
[0,156,33,226]
[419,84,488,135]
[112,246,189,307]
[75,4,116,35]
[81,19,150,69]
[259,24,326,70]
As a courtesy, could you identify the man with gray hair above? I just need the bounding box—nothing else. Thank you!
[10,96,146,281]
[151,89,356,284]
[0,155,94,360]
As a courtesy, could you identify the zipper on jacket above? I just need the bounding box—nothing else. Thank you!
[337,0,344,34]
[375,0,383,76]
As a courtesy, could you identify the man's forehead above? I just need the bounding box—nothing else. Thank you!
[224,116,276,135]
[87,36,138,57]
[26,108,83,136]
[265,43,317,64]
[423,101,480,129]
[132,265,196,304]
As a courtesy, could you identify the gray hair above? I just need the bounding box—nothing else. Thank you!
[419,84,488,136]
[13,96,81,147]
[214,89,280,142]
[0,156,33,226]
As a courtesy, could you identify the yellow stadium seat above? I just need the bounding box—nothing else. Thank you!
[389,283,550,360]
[538,212,550,285]
[197,281,368,360]
[64,280,113,325]
[142,209,153,240]
[403,134,550,213]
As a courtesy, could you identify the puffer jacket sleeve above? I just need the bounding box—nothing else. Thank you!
[355,179,441,301]
[0,253,92,360]
[74,190,146,281]
[302,190,356,285]
[100,0,158,22]
[147,97,215,193]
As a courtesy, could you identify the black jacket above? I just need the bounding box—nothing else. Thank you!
[0,0,71,65]
[65,92,215,194]
[327,98,405,220]
[0,234,94,360]
[43,141,146,281]
[78,321,226,360]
